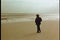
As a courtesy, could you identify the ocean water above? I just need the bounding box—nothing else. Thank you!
[1,13,59,23]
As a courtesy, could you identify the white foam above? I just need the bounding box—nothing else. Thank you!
[42,15,59,20]
[1,14,59,24]
[1,18,33,24]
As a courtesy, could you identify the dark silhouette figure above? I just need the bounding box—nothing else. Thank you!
[35,14,42,33]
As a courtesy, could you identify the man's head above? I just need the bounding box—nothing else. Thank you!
[36,14,39,17]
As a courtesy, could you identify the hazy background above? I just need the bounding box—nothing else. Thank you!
[1,0,59,14]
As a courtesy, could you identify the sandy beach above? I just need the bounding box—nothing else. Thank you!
[1,14,59,40]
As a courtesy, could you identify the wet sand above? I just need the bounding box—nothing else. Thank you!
[1,20,59,40]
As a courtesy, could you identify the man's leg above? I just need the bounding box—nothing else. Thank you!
[38,25,40,31]
[37,25,41,33]
[39,26,41,32]
[37,25,40,33]
[39,24,41,32]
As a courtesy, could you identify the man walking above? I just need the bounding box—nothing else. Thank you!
[35,14,42,33]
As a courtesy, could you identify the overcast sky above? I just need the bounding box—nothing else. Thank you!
[1,0,59,14]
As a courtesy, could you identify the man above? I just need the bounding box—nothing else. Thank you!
[35,14,42,33]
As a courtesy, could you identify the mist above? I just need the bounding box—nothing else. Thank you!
[1,0,59,14]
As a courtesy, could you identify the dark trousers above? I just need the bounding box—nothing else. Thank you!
[36,24,41,32]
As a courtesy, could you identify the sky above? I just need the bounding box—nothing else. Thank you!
[1,0,59,14]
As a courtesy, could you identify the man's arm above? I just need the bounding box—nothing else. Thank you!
[40,17,42,22]
[41,18,42,22]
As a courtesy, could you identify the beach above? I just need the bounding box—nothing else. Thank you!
[1,13,59,40]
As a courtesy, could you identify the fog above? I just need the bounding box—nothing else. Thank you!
[1,0,59,14]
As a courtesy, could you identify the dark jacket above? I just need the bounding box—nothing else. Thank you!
[35,17,42,25]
